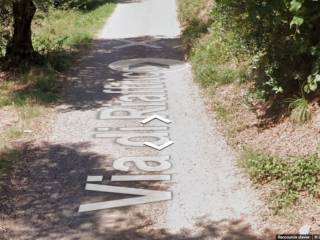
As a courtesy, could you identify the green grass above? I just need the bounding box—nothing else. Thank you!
[33,2,115,53]
[0,65,59,108]
[178,0,250,90]
[178,0,211,52]
[179,0,320,218]
[32,2,116,71]
[190,24,250,89]
[242,149,320,214]
[287,96,311,124]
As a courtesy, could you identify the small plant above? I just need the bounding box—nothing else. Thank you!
[282,155,320,195]
[214,103,230,121]
[242,150,320,213]
[272,190,299,215]
[241,149,285,184]
[287,96,311,124]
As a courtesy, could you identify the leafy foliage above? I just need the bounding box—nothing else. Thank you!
[0,0,12,57]
[213,0,320,96]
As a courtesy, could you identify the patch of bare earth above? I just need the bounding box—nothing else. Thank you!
[0,107,55,239]
[210,83,320,157]
[0,107,19,133]
[202,82,320,233]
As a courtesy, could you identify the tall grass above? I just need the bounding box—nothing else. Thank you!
[33,2,115,53]
[179,0,250,89]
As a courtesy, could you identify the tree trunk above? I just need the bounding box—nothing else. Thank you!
[5,0,37,63]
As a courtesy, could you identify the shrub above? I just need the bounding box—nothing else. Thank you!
[213,0,320,97]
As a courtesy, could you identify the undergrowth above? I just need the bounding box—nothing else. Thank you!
[179,0,250,90]
[33,2,115,70]
[242,150,320,214]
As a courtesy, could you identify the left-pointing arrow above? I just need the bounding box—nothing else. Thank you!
[144,141,174,151]
[140,115,172,125]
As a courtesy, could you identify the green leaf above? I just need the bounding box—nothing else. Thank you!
[290,16,304,28]
[309,81,318,91]
[304,84,311,93]
[314,74,320,83]
[290,0,303,13]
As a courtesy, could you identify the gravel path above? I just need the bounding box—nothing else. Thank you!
[4,0,270,239]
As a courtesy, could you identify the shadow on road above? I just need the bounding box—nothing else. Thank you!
[0,141,274,240]
[56,36,184,111]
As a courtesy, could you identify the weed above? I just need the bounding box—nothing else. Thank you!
[242,149,320,213]
[33,3,115,54]
[272,190,299,215]
[187,19,250,89]
[241,149,286,184]
[215,103,231,121]
[287,96,311,124]
[283,155,320,195]
[181,18,210,51]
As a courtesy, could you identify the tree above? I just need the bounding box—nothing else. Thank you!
[5,0,38,63]
[2,0,105,64]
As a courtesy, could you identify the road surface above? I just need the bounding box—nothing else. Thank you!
[6,0,267,239]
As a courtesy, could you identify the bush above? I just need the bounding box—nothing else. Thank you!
[180,0,320,100]
[213,0,320,97]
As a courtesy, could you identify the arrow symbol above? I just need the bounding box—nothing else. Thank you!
[144,141,174,151]
[140,115,172,125]
[129,62,170,70]
[113,39,162,50]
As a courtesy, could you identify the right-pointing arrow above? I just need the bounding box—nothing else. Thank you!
[144,141,174,151]
[140,115,172,125]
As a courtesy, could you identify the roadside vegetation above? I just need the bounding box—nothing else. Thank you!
[242,150,320,214]
[0,0,115,190]
[178,0,320,228]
